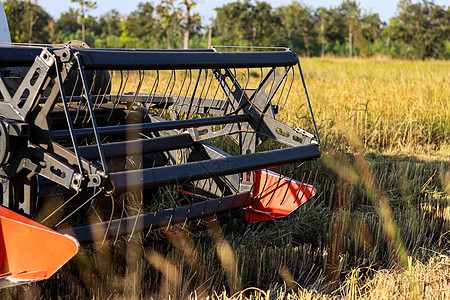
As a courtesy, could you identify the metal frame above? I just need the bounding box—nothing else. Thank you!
[0,45,320,243]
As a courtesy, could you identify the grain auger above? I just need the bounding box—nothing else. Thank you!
[0,44,320,287]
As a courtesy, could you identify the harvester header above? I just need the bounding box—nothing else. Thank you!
[0,44,320,287]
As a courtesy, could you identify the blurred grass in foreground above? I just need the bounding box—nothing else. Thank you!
[1,57,449,299]
[207,255,450,300]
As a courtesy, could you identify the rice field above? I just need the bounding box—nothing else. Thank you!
[285,57,450,156]
[1,57,449,299]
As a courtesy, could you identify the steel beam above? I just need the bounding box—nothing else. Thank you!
[110,144,320,193]
[52,114,250,139]
[77,49,298,70]
[72,134,194,160]
[58,192,252,243]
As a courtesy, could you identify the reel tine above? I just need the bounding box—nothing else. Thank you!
[281,67,294,110]
[277,167,295,207]
[145,211,157,238]
[165,206,177,232]
[172,69,188,119]
[275,67,288,108]
[96,72,111,109]
[163,70,177,116]
[178,69,193,121]
[0,46,320,254]
[41,191,80,225]
[70,72,84,124]
[185,69,202,119]
[181,194,194,230]
[195,69,209,115]
[55,189,103,228]
[142,70,159,119]
[203,69,213,103]
[288,161,313,207]
[231,68,250,114]
[262,166,284,207]
[107,69,129,123]
[125,69,145,119]
[214,69,227,112]
[127,196,143,242]
[112,194,126,245]
[263,68,277,111]
[102,194,115,245]
[247,67,263,111]
[92,69,107,108]
[67,72,79,107]
[90,198,103,223]
[159,69,175,117]
[81,70,99,124]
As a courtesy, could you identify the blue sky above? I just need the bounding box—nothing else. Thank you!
[30,0,449,24]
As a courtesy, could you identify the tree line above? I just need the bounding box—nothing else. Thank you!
[3,0,449,59]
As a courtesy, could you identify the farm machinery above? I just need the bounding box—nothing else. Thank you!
[0,43,320,287]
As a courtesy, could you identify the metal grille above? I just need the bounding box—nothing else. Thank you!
[0,45,320,245]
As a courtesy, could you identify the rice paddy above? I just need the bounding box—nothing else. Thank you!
[1,57,449,299]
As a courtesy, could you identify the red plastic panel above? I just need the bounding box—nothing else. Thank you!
[0,206,79,284]
[244,169,316,222]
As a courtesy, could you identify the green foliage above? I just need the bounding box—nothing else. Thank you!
[71,0,97,23]
[275,1,316,55]
[1,0,448,59]
[53,8,79,42]
[70,0,97,42]
[98,9,122,37]
[395,0,449,59]
[126,2,156,39]
[156,0,181,48]
[215,0,280,47]
[3,0,52,43]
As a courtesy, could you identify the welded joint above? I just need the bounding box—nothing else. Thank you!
[294,127,316,141]
[187,128,200,141]
[71,173,83,191]
[39,49,55,67]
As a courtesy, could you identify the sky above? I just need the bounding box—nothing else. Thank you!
[21,0,450,24]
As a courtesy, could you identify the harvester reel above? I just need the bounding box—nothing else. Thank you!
[0,44,320,287]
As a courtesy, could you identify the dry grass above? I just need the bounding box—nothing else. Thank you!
[112,57,450,156]
[204,255,450,300]
[281,57,450,157]
[2,57,449,299]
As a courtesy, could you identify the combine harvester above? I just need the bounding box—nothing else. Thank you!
[0,4,320,288]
